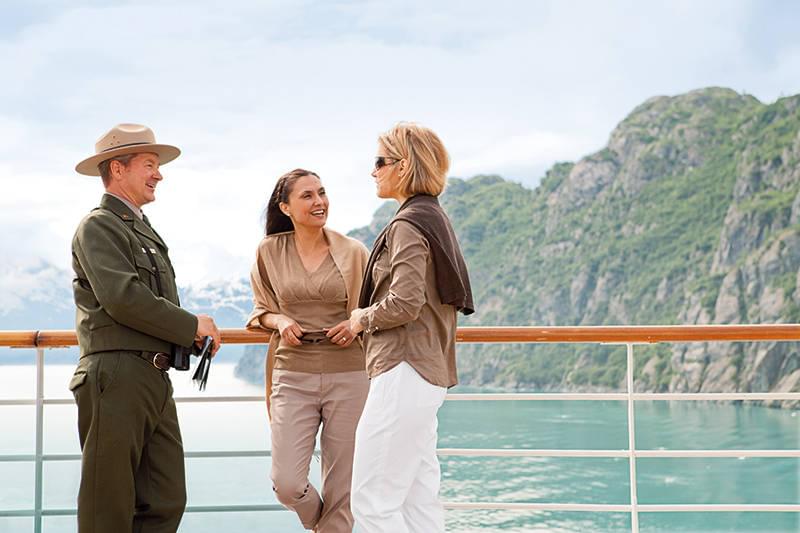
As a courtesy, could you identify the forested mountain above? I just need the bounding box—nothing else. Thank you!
[350,87,800,407]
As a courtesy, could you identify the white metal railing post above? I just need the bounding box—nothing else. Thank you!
[34,347,45,533]
[626,343,640,533]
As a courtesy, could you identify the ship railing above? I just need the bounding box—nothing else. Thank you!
[1,325,799,533]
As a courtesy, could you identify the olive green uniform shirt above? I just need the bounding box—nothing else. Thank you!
[71,194,197,356]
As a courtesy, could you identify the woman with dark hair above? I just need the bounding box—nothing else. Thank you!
[348,123,474,532]
[246,168,369,532]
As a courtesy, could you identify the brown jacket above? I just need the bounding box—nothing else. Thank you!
[360,221,459,388]
[360,194,474,315]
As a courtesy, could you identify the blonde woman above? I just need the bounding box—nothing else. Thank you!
[349,124,475,532]
[247,168,369,532]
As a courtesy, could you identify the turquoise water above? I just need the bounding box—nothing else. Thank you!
[438,400,799,532]
[0,362,798,532]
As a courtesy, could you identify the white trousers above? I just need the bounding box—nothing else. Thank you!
[350,362,448,533]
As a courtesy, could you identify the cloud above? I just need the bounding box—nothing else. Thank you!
[0,259,72,314]
[454,130,598,186]
[2,0,800,285]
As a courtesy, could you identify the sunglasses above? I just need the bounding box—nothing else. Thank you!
[299,331,331,344]
[374,156,399,170]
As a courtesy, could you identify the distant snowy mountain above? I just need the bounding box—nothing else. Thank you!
[0,260,75,330]
[180,277,254,328]
[0,260,254,364]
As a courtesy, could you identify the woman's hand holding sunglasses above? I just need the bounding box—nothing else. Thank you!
[275,315,304,346]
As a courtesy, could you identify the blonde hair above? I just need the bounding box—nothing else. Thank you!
[378,122,450,197]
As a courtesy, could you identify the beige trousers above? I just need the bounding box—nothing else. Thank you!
[270,369,369,532]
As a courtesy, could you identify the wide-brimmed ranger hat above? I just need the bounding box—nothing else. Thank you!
[75,123,181,176]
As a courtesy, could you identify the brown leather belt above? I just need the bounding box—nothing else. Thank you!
[138,351,171,371]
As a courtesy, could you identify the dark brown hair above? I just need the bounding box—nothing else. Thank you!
[264,168,321,235]
[98,153,138,186]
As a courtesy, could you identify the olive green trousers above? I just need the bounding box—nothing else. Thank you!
[70,351,186,533]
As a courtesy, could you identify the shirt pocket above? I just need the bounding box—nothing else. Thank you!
[133,252,168,292]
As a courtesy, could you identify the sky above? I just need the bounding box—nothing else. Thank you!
[2,0,800,289]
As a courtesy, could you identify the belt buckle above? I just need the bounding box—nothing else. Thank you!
[152,352,171,371]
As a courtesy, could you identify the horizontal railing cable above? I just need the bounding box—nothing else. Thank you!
[4,391,799,408]
[4,502,799,518]
[3,447,798,463]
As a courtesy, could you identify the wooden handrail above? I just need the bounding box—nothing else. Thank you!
[0,330,39,347]
[456,325,800,343]
[1,324,799,348]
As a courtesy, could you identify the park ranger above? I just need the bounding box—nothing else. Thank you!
[68,123,222,533]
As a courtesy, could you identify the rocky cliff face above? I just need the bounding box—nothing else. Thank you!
[350,87,800,408]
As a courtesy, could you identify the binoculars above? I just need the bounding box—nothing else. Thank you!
[171,336,214,371]
[171,344,192,371]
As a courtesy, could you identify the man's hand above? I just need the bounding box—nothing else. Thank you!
[275,315,304,346]
[195,314,221,356]
[326,319,356,348]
